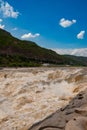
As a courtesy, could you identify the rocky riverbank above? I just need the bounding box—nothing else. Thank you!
[29,88,87,130]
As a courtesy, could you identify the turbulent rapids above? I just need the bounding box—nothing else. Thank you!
[0,67,87,130]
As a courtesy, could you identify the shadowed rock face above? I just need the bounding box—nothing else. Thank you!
[0,67,87,130]
[29,89,87,130]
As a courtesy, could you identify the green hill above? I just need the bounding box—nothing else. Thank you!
[0,29,87,67]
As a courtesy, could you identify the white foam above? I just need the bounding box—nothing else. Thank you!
[0,67,86,129]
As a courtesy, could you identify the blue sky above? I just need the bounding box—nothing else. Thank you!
[0,0,87,49]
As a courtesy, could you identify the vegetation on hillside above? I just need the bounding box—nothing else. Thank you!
[0,29,87,67]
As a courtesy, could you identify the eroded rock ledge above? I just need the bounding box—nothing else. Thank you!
[29,89,87,130]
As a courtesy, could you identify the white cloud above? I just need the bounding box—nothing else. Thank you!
[53,49,72,55]
[0,0,19,18]
[53,48,87,57]
[0,23,5,29]
[59,18,76,28]
[0,18,3,22]
[21,33,40,39]
[77,31,85,39]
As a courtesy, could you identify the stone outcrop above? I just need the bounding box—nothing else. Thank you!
[29,89,87,130]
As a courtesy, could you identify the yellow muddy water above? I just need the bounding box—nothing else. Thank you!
[0,67,87,130]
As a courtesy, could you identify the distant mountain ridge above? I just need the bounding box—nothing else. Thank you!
[0,29,87,67]
[53,48,87,57]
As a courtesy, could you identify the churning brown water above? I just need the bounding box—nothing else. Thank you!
[0,67,87,130]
